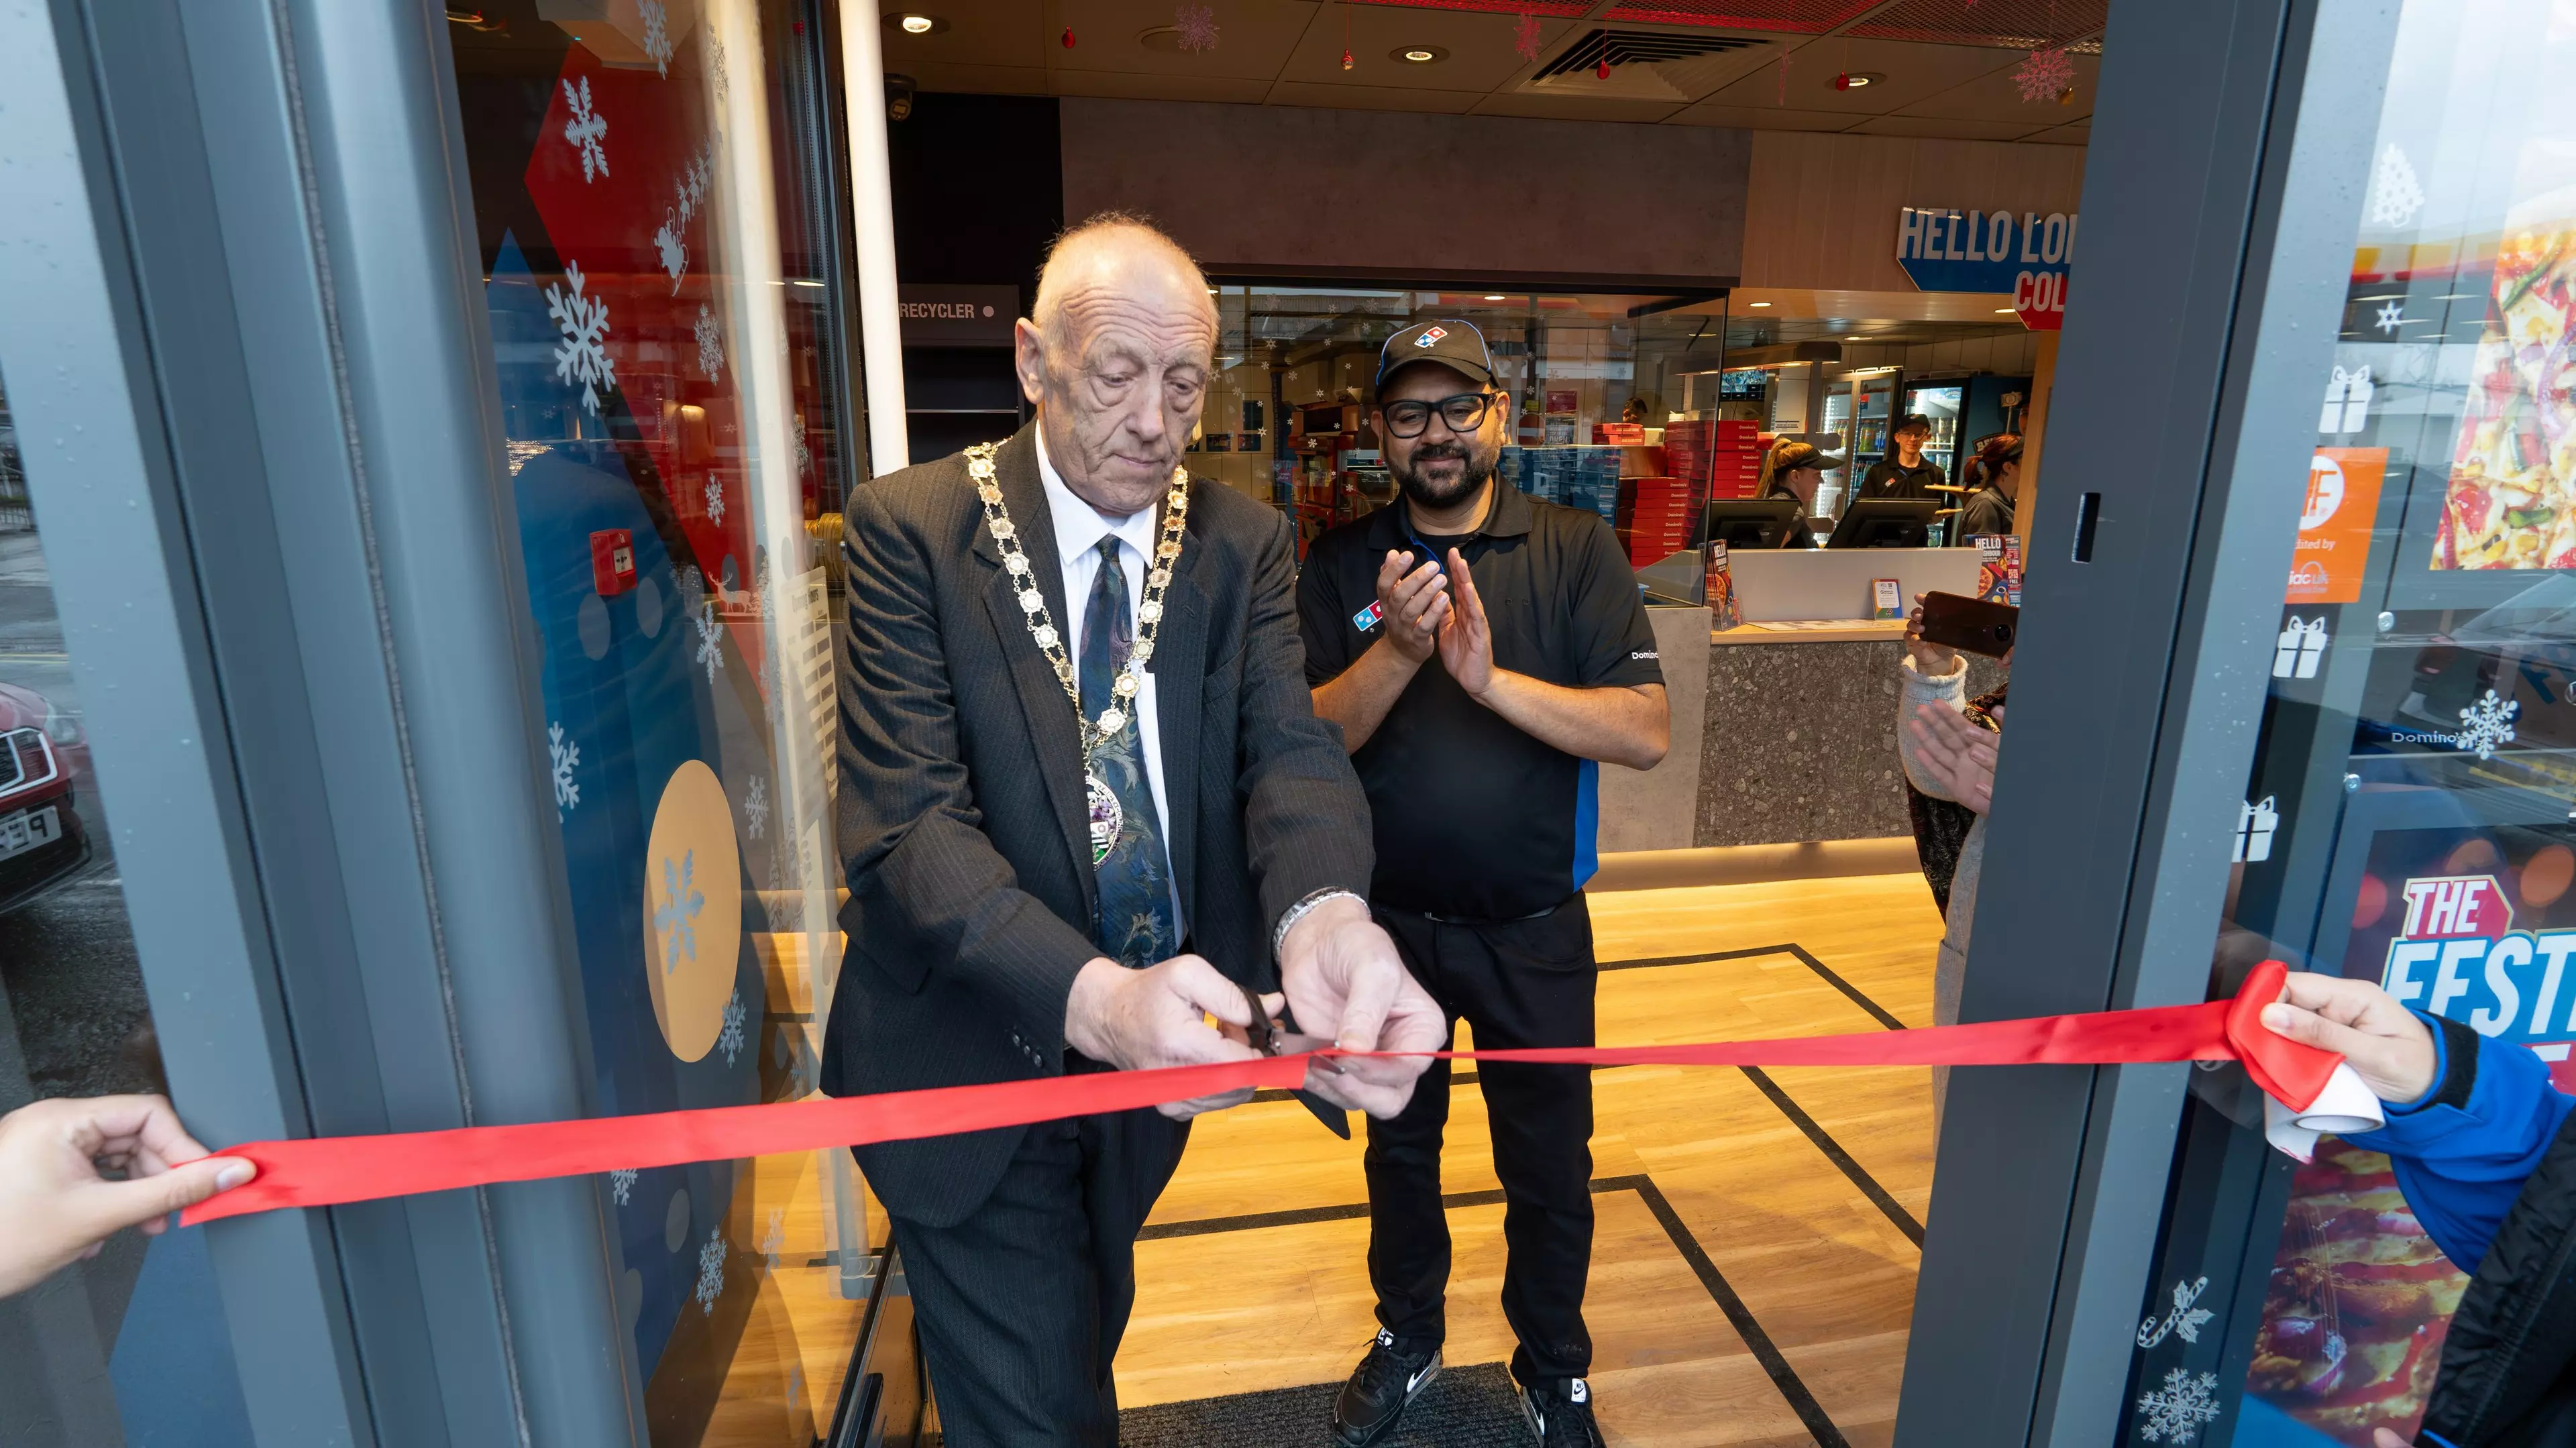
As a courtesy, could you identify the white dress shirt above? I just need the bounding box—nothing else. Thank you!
[1034,430,1185,938]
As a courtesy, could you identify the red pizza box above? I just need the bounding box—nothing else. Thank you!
[1595,423,1648,446]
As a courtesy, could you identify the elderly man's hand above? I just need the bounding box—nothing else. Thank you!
[0,1095,254,1299]
[1065,954,1270,1119]
[1278,895,1444,1117]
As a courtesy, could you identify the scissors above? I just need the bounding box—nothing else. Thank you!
[1236,979,1353,1140]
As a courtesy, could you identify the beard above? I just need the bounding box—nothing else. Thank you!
[1392,439,1497,511]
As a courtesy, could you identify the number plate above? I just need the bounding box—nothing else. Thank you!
[0,805,61,861]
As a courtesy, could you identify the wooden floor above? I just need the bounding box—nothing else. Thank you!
[1120,873,1946,1447]
[698,871,1947,1447]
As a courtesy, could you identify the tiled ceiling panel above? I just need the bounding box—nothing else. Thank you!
[1849,0,2110,47]
[1602,0,1882,34]
[1347,0,1594,15]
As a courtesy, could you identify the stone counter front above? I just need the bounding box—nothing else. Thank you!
[1697,638,2006,848]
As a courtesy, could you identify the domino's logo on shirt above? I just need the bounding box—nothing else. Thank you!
[1414,326,1447,348]
[1354,600,1385,632]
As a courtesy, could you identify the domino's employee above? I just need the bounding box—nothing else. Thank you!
[1297,319,1669,1448]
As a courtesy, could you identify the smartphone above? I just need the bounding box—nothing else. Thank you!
[1919,590,2019,657]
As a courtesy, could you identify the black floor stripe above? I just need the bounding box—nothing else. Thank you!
[1617,1174,1852,1448]
[1737,1066,1924,1247]
[1140,1175,1851,1445]
[1137,1187,1507,1241]
[1778,945,1909,1032]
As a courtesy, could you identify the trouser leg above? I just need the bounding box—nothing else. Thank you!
[1457,898,1598,1390]
[885,1103,1186,1447]
[1364,906,1456,1353]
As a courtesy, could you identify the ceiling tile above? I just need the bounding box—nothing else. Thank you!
[1848,113,2049,141]
[1046,0,1319,80]
[1600,0,1878,35]
[878,0,1049,71]
[896,62,1053,96]
[2019,122,2090,146]
[1849,0,2108,46]
[1661,102,1855,131]
[1895,51,2100,120]
[1466,91,1691,122]
[1701,36,2025,114]
[1281,3,1561,90]
[1050,70,1279,103]
[1261,80,1485,112]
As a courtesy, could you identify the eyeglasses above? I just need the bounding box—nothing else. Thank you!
[1381,392,1499,439]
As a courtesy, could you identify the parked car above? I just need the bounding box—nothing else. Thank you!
[0,681,91,917]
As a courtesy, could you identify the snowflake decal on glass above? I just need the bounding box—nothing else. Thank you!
[1175,3,1218,51]
[694,1228,726,1315]
[2136,1368,2221,1443]
[2013,46,2075,103]
[1514,11,1543,61]
[745,775,769,839]
[561,77,609,182]
[2136,1276,2214,1348]
[759,1207,785,1273]
[544,262,616,416]
[678,151,711,226]
[794,414,814,479]
[607,1167,637,1206]
[693,304,723,382]
[548,721,581,818]
[653,211,688,294]
[718,988,747,1067]
[696,600,724,685]
[708,34,730,105]
[654,849,703,971]
[2369,142,2426,228]
[638,0,674,77]
[2459,689,2520,760]
[702,477,727,525]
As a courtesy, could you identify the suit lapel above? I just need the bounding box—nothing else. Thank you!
[1154,493,1210,928]
[973,428,1095,907]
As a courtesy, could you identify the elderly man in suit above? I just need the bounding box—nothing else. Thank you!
[824,213,1444,1445]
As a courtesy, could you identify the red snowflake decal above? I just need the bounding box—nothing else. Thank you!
[1515,12,1543,62]
[1175,4,1218,52]
[2013,46,2074,103]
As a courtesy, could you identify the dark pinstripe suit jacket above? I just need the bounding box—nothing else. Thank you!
[822,425,1373,1226]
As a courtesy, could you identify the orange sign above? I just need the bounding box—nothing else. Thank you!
[2286,447,2386,604]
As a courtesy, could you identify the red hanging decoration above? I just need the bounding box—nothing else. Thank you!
[1834,70,1851,89]
[1596,56,1610,78]
[1342,47,1354,70]
[1061,25,1077,47]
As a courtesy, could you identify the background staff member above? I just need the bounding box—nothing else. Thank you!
[1758,438,1842,548]
[1299,319,1670,1448]
[1862,412,1945,500]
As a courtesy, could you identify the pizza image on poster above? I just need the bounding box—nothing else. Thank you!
[2438,223,2576,569]
[2242,824,2576,1445]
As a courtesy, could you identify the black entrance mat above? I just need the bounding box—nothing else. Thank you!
[1118,1361,1530,1447]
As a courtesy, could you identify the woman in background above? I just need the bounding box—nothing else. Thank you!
[1955,433,2025,541]
[1756,438,1843,549]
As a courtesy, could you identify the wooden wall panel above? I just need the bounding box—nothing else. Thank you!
[1741,132,2090,291]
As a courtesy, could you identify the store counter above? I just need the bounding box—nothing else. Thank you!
[1601,547,2006,852]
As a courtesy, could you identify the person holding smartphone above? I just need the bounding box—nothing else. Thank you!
[1898,595,2009,1127]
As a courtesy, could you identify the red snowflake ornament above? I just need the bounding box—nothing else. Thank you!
[1514,12,1543,62]
[1175,4,1218,53]
[2013,46,2074,103]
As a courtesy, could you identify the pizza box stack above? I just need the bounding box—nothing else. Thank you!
[1616,476,1696,568]
[1664,420,1767,503]
[1592,421,1648,446]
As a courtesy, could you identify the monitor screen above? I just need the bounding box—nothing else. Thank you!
[1825,499,1938,549]
[1700,498,1806,550]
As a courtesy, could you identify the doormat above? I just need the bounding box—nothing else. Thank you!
[1118,1361,1527,1447]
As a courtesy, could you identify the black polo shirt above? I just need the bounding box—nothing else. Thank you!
[1297,482,1664,921]
[1862,457,1946,500]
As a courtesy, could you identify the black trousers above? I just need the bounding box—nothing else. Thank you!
[1366,896,1596,1390]
[885,1086,1189,1447]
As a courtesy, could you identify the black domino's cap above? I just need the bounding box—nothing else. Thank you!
[1376,319,1499,392]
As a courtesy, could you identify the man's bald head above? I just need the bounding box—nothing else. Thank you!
[1031,213,1218,341]
[1015,213,1220,516]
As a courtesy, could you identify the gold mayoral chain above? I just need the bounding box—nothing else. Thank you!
[965,441,1190,865]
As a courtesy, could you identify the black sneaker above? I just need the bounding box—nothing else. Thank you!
[1331,1329,1442,1446]
[1519,1377,1604,1447]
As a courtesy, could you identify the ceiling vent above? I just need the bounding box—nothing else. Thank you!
[1525,27,1765,101]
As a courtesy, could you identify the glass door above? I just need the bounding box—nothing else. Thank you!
[2116,2,2576,1442]
[443,4,896,1442]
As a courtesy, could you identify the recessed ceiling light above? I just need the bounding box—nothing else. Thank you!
[1831,71,1884,89]
[1390,44,1449,64]
[901,14,934,33]
[1484,293,1507,301]
[1995,307,2016,313]
[1748,301,1772,308]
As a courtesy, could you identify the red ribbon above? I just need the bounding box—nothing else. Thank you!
[180,959,2329,1227]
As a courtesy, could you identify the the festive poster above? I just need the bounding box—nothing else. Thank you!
[1973,536,2022,605]
[1706,541,1743,630]
[2289,448,2387,604]
[2436,221,2576,569]
[2242,824,2576,1444]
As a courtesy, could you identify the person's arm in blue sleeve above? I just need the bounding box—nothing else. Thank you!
[2348,1013,2573,1272]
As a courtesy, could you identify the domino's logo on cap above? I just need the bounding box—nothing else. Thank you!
[1414,326,1447,347]
[1376,319,1498,393]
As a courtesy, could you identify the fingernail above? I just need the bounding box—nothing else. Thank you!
[215,1160,254,1190]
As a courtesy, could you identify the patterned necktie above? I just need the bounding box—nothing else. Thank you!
[1081,538,1177,968]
